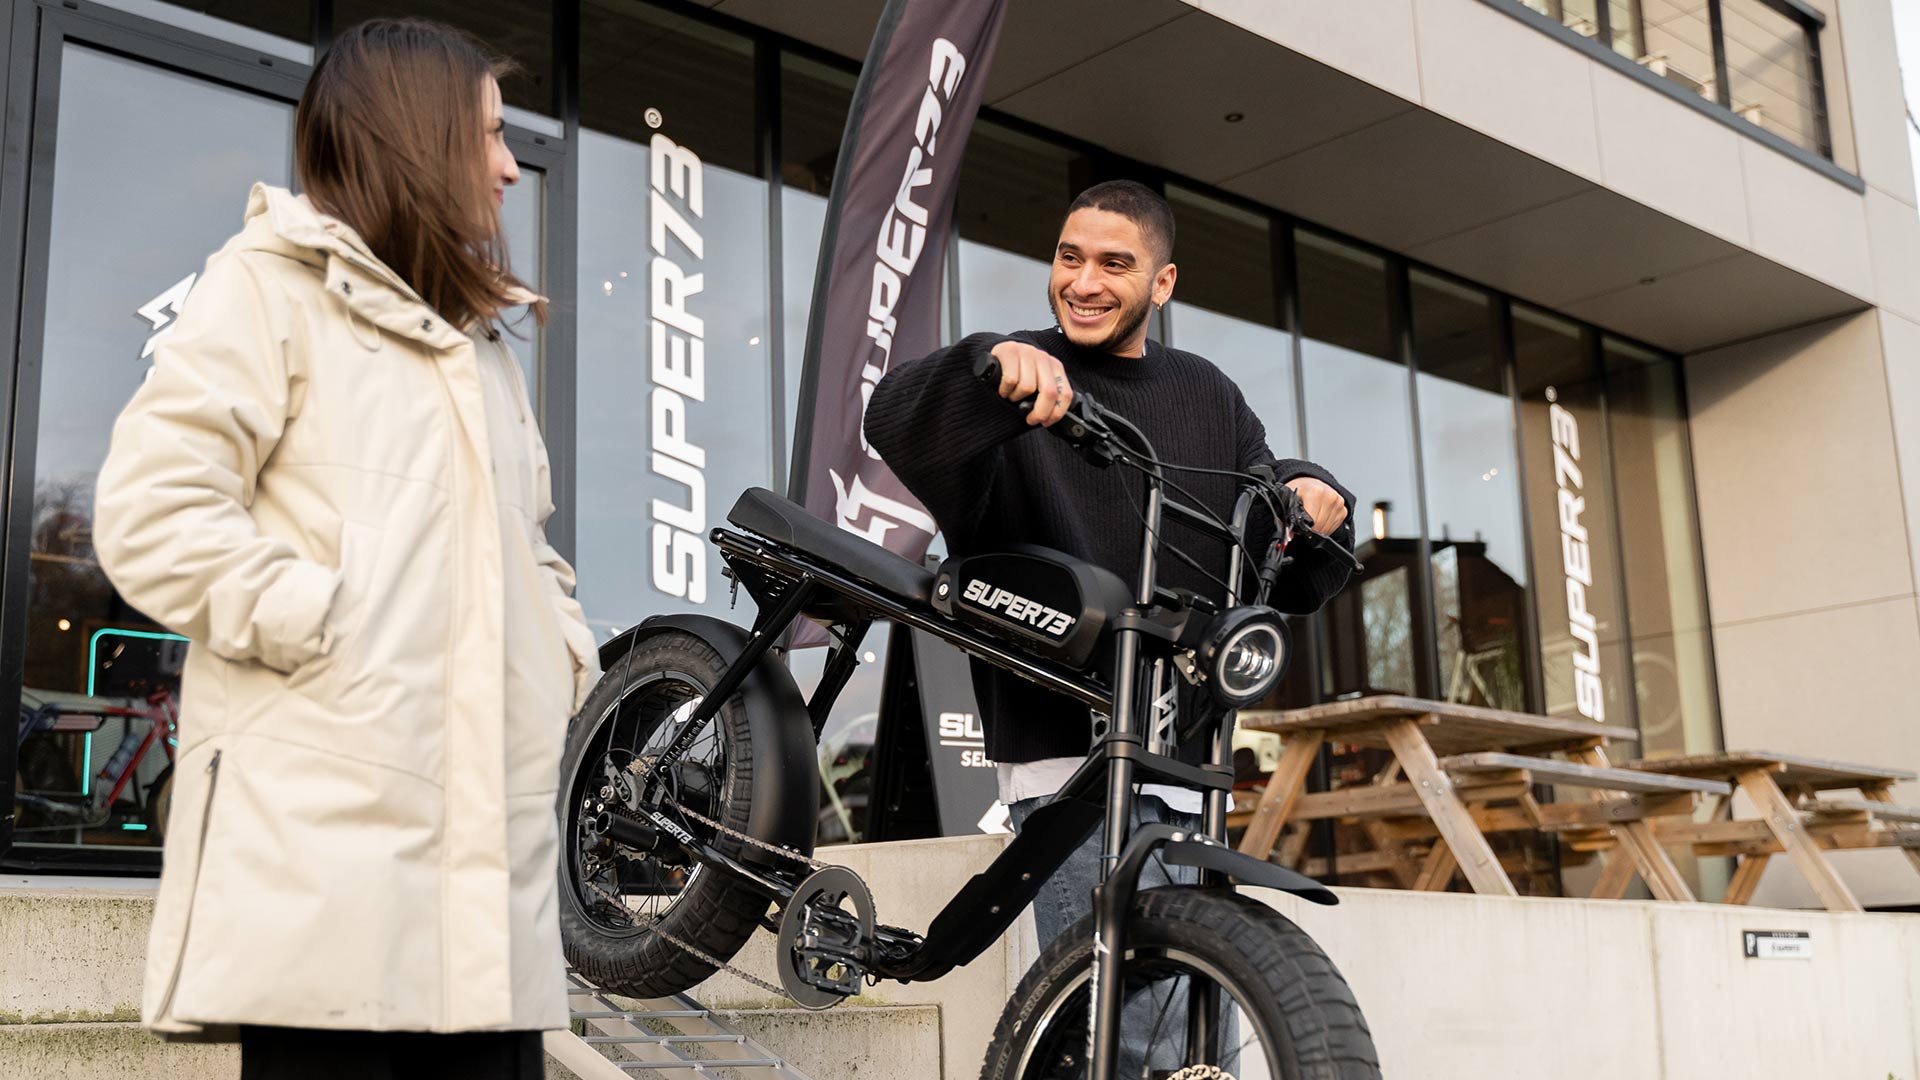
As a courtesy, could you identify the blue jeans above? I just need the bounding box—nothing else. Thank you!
[1008,792,1201,948]
[1009,793,1211,1074]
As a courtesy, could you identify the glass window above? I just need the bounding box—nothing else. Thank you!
[498,167,544,398]
[580,0,758,174]
[778,53,855,445]
[12,46,293,856]
[1604,338,1719,757]
[955,121,1091,259]
[1607,1,1646,59]
[334,0,554,114]
[957,240,1049,340]
[1551,0,1604,39]
[1410,271,1530,711]
[1513,305,1633,727]
[1164,186,1297,457]
[1296,230,1421,697]
[955,122,1093,340]
[1638,0,1720,103]
[95,0,313,60]
[780,53,855,198]
[1720,0,1824,154]
[573,8,771,642]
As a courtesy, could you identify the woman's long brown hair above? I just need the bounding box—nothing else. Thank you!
[295,18,544,331]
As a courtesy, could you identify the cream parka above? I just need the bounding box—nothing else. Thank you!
[93,184,600,1036]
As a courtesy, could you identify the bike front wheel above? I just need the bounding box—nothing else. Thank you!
[982,887,1380,1080]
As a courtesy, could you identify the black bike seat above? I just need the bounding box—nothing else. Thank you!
[726,488,935,607]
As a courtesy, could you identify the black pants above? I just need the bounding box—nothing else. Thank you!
[238,1025,545,1080]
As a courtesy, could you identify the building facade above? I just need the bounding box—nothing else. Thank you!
[0,0,1914,909]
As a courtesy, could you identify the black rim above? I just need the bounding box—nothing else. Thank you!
[1015,946,1291,1080]
[564,667,731,937]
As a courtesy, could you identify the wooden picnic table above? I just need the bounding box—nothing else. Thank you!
[1625,750,1920,913]
[1236,695,1646,898]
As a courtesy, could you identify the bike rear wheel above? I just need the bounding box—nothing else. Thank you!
[557,630,769,998]
[982,887,1379,1080]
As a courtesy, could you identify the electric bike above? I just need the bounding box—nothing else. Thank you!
[558,355,1381,1079]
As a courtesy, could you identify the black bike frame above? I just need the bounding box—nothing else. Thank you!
[633,422,1279,1079]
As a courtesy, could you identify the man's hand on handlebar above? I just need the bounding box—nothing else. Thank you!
[1286,477,1348,537]
[989,340,1074,427]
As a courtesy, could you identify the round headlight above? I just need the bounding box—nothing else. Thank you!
[1198,606,1290,708]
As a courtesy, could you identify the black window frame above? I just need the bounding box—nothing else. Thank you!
[0,0,1724,871]
[1483,0,1852,190]
[0,0,576,870]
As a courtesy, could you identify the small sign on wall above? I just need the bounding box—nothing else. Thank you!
[1742,930,1812,960]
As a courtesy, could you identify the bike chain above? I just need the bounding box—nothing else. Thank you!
[594,798,828,1003]
[579,868,794,1001]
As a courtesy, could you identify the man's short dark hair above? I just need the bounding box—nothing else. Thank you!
[1062,180,1176,267]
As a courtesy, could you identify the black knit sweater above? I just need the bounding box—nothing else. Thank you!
[864,328,1356,766]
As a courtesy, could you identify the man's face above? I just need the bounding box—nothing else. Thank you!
[1047,208,1171,355]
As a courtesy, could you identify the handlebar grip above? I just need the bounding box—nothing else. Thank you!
[972,349,1037,415]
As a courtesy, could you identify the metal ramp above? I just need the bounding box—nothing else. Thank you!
[543,970,816,1080]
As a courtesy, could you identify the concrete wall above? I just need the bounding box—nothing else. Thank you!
[1681,0,1920,908]
[1685,310,1920,908]
[1187,0,1890,330]
[1256,885,1920,1080]
[9,847,1917,1080]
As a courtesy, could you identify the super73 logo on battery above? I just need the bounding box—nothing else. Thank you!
[960,578,1076,638]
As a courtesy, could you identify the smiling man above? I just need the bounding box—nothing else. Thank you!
[864,181,1357,971]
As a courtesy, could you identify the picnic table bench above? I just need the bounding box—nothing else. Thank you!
[1624,750,1920,912]
[1233,696,1707,898]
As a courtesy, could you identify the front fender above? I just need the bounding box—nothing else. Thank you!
[1157,833,1338,905]
[600,614,819,862]
[1109,823,1337,906]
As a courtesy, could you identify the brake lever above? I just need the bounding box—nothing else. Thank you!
[972,351,1120,467]
[1290,521,1365,572]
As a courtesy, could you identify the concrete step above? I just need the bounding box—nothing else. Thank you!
[0,884,152,1026]
[0,1006,941,1080]
[0,835,1030,1080]
[0,1022,232,1080]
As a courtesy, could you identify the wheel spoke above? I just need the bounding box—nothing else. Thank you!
[568,678,727,937]
[1138,975,1184,1072]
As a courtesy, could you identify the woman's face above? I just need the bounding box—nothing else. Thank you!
[482,77,518,209]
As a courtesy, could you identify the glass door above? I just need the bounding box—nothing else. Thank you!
[2,18,300,868]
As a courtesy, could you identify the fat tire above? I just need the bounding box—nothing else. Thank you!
[557,630,771,998]
[981,887,1380,1080]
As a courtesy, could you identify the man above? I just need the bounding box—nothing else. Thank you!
[865,179,1355,951]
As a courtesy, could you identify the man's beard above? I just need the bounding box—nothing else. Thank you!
[1048,287,1151,354]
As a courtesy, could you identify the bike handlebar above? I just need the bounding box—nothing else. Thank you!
[971,347,1361,591]
[971,350,1118,458]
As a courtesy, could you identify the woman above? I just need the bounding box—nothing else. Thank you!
[93,19,598,1078]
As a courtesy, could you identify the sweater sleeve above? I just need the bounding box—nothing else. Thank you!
[863,332,1036,550]
[1232,387,1357,614]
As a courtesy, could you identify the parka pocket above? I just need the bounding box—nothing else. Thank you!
[287,521,381,693]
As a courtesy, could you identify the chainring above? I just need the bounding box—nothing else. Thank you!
[775,865,876,1010]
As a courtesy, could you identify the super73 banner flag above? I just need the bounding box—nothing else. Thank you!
[786,0,1012,587]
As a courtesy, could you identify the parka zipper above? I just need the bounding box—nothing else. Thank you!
[152,749,223,1021]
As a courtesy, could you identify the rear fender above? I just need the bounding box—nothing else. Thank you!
[599,615,819,862]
